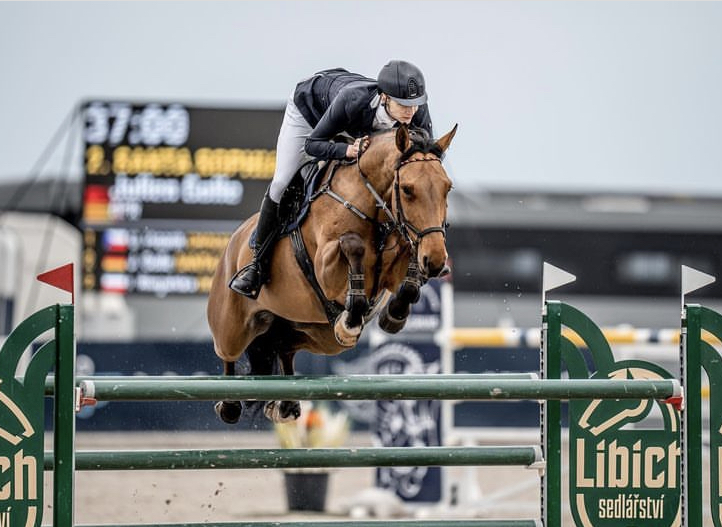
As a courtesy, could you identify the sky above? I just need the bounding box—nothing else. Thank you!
[1,1,721,195]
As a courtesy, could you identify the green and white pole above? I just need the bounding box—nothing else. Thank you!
[541,262,576,526]
[681,265,716,527]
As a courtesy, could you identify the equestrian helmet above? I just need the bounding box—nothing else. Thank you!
[377,60,427,107]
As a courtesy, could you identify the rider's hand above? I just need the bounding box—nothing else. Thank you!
[345,137,369,159]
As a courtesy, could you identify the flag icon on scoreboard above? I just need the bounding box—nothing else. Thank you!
[101,255,128,273]
[102,229,130,253]
[83,185,110,223]
[100,273,130,294]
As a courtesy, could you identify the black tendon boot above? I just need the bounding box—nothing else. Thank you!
[229,196,280,298]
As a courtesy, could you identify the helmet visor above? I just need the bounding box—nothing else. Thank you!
[387,92,427,107]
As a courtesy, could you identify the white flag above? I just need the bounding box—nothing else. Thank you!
[543,262,577,294]
[682,265,715,298]
[542,262,576,305]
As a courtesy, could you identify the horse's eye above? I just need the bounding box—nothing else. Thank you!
[401,185,413,197]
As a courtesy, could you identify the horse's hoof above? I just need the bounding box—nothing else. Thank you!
[214,400,242,424]
[264,400,301,423]
[334,311,363,346]
[378,309,407,334]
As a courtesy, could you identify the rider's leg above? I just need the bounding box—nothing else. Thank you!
[229,92,312,298]
[229,194,280,298]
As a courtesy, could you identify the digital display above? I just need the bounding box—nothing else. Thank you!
[81,101,284,295]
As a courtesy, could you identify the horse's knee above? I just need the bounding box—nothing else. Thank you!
[339,232,365,263]
[397,280,421,305]
[377,277,421,334]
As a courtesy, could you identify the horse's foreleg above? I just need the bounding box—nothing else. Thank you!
[340,232,369,327]
[334,232,368,346]
[214,360,243,424]
[378,261,422,334]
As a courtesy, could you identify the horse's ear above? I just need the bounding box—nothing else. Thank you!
[395,124,411,153]
[434,124,458,154]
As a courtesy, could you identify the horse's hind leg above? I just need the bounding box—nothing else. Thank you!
[378,262,423,334]
[214,360,243,424]
[263,349,301,423]
[334,232,369,346]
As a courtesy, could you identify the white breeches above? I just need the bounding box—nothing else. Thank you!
[268,94,313,203]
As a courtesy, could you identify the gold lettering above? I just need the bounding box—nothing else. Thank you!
[197,275,214,293]
[632,440,641,488]
[13,449,36,500]
[84,229,96,245]
[193,147,275,179]
[0,456,10,500]
[85,145,107,176]
[576,439,594,487]
[83,273,96,290]
[608,440,629,488]
[174,252,219,274]
[644,446,665,488]
[112,146,193,176]
[667,440,680,488]
[596,440,605,488]
[113,146,130,173]
[186,232,231,251]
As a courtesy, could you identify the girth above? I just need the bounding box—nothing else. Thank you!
[290,228,345,324]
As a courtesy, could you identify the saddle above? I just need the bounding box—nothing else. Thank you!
[248,160,332,248]
[279,160,331,234]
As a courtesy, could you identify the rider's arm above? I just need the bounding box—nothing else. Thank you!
[304,92,366,160]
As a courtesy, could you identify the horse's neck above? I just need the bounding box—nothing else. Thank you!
[362,145,397,198]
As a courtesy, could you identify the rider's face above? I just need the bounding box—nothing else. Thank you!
[383,96,418,124]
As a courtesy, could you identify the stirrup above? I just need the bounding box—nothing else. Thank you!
[229,263,263,299]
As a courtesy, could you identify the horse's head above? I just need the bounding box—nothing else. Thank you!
[389,124,457,278]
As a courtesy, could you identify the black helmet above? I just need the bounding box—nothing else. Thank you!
[377,60,427,107]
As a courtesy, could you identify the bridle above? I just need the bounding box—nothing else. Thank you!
[392,155,449,249]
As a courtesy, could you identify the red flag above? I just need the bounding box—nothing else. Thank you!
[37,263,74,304]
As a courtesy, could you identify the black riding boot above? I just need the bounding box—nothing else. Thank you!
[229,195,280,298]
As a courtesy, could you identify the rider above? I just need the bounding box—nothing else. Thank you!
[230,60,434,298]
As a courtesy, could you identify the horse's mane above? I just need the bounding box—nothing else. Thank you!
[368,127,444,165]
[401,127,444,162]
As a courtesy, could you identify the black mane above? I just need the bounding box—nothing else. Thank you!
[399,127,444,163]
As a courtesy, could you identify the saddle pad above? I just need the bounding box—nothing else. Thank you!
[281,161,329,234]
[248,161,328,248]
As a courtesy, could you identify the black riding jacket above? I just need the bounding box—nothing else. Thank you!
[293,68,433,160]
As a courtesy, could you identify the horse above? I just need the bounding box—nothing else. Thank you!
[207,123,457,424]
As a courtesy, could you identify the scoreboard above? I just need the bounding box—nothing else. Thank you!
[81,101,284,296]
